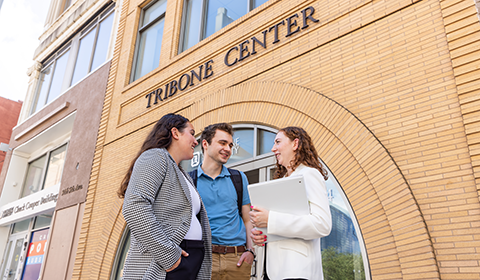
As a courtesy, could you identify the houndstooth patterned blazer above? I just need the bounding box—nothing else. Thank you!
[122,148,212,280]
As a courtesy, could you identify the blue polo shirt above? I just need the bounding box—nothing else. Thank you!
[196,165,250,246]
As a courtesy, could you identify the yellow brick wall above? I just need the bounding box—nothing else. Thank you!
[439,0,480,197]
[72,0,480,279]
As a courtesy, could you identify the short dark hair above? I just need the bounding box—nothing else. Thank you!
[200,123,233,152]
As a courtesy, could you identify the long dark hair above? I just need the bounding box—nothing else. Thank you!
[117,113,189,198]
[273,126,328,180]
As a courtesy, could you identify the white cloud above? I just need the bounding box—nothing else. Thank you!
[0,0,50,101]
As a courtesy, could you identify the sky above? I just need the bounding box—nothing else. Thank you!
[0,0,51,102]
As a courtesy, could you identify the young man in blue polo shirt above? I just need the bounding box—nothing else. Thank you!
[193,123,254,280]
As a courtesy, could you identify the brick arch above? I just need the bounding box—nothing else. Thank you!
[182,81,439,279]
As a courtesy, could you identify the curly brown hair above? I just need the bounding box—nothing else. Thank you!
[273,126,328,180]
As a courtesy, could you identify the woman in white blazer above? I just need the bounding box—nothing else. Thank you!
[250,126,332,280]
[118,113,212,280]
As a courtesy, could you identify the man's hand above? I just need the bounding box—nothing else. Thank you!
[237,250,254,266]
[166,250,189,272]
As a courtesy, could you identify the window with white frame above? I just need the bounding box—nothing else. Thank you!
[31,4,115,116]
[131,0,167,82]
[21,143,68,198]
[71,8,115,86]
[179,0,269,53]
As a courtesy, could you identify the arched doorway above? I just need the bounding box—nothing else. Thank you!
[112,124,369,279]
[107,82,438,279]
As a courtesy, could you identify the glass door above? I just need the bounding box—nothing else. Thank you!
[228,156,275,185]
[1,234,26,280]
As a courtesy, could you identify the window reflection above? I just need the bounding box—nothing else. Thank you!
[22,155,47,197]
[21,144,68,198]
[72,9,115,86]
[179,0,269,53]
[257,129,275,155]
[181,0,202,51]
[180,126,276,170]
[43,144,68,189]
[180,144,203,173]
[31,4,115,116]
[34,214,53,229]
[47,49,70,104]
[321,162,367,280]
[71,28,97,86]
[12,219,31,234]
[134,19,165,80]
[204,0,247,38]
[143,0,167,25]
[113,230,131,280]
[132,0,167,81]
[228,129,254,164]
[91,11,114,71]
[254,0,268,7]
[33,64,53,114]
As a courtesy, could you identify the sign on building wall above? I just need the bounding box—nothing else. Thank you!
[0,186,59,226]
[21,228,49,280]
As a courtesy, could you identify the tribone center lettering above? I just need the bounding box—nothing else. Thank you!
[224,6,319,67]
[144,6,319,109]
[145,60,214,108]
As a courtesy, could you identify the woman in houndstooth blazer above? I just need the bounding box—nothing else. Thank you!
[118,113,212,280]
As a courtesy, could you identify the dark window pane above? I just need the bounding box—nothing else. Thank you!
[12,219,30,234]
[244,169,259,184]
[34,214,53,229]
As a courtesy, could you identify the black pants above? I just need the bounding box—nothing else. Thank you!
[166,239,204,280]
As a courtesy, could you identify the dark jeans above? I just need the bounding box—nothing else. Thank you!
[166,239,204,280]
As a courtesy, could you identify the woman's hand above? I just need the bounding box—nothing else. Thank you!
[166,250,189,272]
[250,228,267,246]
[249,206,269,228]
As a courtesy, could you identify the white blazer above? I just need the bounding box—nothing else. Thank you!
[254,164,332,280]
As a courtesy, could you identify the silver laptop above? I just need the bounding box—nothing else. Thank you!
[248,175,309,241]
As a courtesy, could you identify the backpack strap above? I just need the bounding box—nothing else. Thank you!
[227,168,244,218]
[188,168,244,218]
